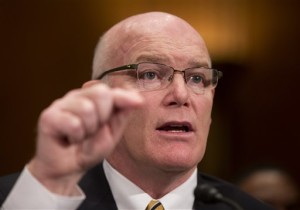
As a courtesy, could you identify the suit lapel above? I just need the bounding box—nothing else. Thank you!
[77,163,118,210]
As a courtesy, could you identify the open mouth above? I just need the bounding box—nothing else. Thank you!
[156,122,193,133]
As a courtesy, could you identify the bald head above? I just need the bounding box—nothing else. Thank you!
[92,12,210,79]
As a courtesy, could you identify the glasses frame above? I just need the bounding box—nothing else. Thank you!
[96,62,223,92]
[97,64,139,80]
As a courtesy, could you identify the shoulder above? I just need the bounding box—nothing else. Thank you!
[196,172,274,210]
[0,172,20,205]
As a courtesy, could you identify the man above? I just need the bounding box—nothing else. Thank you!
[0,12,273,209]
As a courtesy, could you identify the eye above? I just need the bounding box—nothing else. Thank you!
[139,70,160,81]
[190,75,204,84]
[186,73,206,86]
[143,71,157,80]
[185,68,209,87]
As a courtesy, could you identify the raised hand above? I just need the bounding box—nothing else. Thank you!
[28,82,144,195]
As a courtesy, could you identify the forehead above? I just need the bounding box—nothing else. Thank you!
[108,14,211,68]
[121,34,211,68]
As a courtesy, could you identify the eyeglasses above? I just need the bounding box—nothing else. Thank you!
[97,62,223,94]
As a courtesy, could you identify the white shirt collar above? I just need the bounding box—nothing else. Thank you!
[103,160,197,210]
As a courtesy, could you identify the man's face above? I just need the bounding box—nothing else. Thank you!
[107,18,213,174]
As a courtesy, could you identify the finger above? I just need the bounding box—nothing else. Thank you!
[39,107,85,143]
[77,84,143,123]
[86,84,114,123]
[79,124,115,166]
[54,95,99,138]
[111,87,144,110]
[68,84,114,124]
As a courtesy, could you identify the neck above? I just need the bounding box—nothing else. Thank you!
[107,155,196,199]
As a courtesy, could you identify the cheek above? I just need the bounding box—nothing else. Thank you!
[198,102,212,130]
[126,92,161,129]
[196,93,213,122]
[122,93,162,153]
[122,100,154,145]
[193,94,214,143]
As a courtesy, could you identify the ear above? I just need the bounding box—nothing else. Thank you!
[82,80,100,88]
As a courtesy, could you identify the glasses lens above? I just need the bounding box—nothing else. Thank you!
[185,68,219,94]
[134,63,220,94]
[136,63,173,90]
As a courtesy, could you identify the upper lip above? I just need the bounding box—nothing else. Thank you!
[156,121,194,132]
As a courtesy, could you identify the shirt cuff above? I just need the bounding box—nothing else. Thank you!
[2,166,85,210]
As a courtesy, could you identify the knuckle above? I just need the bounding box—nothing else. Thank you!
[92,84,111,97]
[78,99,95,116]
[38,108,57,135]
[39,108,55,125]
[68,117,83,134]
[94,83,109,91]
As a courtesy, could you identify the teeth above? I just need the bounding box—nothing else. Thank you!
[168,130,185,133]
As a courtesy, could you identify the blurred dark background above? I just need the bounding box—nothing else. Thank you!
[1,0,299,188]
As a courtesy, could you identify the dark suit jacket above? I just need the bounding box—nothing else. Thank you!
[0,163,274,210]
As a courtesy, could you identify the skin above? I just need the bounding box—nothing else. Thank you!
[28,12,214,199]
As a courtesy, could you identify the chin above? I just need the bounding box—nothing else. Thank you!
[156,152,201,172]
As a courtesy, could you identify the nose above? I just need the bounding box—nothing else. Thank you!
[164,72,189,106]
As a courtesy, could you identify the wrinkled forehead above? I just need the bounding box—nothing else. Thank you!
[125,36,210,68]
